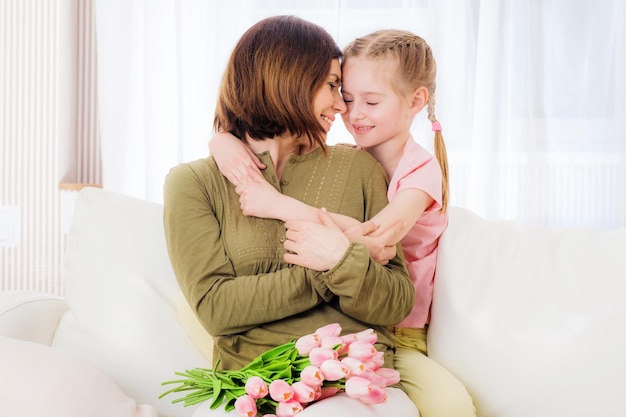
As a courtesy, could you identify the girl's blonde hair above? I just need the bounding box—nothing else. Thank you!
[343,30,449,212]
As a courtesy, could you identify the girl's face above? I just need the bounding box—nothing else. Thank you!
[340,57,415,149]
[313,59,346,132]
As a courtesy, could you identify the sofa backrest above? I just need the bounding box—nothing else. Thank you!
[53,187,210,417]
[429,207,626,417]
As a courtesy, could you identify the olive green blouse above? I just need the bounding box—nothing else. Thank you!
[163,145,413,370]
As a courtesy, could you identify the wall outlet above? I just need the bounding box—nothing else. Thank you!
[0,206,21,247]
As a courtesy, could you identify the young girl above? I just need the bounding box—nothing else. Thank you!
[210,29,476,417]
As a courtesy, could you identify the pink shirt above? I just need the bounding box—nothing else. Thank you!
[388,137,448,328]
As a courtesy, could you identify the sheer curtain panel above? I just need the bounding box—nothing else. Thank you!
[93,0,626,228]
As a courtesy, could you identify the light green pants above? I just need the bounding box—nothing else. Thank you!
[389,326,476,417]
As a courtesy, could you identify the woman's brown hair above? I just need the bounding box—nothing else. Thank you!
[214,15,342,151]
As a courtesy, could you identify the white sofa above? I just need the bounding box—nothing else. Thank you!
[1,187,625,417]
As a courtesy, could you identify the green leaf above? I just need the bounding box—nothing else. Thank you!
[212,379,222,405]
[241,341,297,371]
[209,389,226,410]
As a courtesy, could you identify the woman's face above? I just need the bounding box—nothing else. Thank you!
[312,59,347,132]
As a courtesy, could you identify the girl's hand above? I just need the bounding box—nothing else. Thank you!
[283,209,350,271]
[344,220,405,265]
[209,132,266,186]
[236,167,283,219]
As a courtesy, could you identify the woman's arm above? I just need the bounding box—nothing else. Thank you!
[282,160,415,326]
[163,160,409,335]
[163,162,328,336]
[284,215,413,326]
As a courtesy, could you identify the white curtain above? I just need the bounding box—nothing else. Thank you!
[94,0,214,201]
[94,0,626,229]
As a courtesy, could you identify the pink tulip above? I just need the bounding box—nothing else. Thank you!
[245,375,269,398]
[341,332,357,346]
[319,359,350,381]
[295,334,319,356]
[234,394,257,417]
[269,379,294,402]
[354,328,378,344]
[316,386,340,401]
[364,369,387,387]
[308,347,338,366]
[374,367,401,386]
[312,385,322,400]
[345,376,372,399]
[341,357,365,376]
[314,323,342,339]
[291,381,316,404]
[320,336,344,352]
[359,384,387,405]
[275,399,304,417]
[347,341,377,361]
[344,376,387,404]
[358,368,373,379]
[300,365,324,387]
[363,351,385,371]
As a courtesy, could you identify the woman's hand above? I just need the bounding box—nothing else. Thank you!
[283,209,350,271]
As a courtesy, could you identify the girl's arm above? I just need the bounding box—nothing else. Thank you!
[236,169,401,265]
[210,132,362,229]
[209,132,405,263]
[236,166,364,229]
[359,188,434,247]
[209,132,266,186]
[339,189,433,265]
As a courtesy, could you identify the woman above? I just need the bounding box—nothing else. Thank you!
[163,15,418,416]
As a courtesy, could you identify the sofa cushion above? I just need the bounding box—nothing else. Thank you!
[0,336,157,417]
[53,187,211,417]
[429,207,626,417]
[0,291,68,345]
[177,291,214,363]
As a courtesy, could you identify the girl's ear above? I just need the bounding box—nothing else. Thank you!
[410,86,429,114]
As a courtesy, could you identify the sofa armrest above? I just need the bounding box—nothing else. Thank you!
[0,291,69,345]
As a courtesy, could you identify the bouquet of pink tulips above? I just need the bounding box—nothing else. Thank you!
[160,323,400,417]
